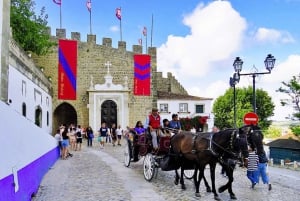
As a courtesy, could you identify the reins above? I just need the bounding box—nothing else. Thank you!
[211,129,241,158]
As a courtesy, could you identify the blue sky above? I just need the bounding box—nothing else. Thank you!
[34,0,300,121]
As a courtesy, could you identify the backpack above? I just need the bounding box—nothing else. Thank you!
[76,131,82,138]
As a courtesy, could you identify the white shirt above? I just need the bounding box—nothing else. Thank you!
[116,128,123,136]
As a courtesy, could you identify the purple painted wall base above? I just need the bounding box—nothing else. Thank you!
[0,147,60,201]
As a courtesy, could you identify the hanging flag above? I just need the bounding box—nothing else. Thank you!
[143,26,147,36]
[138,38,142,45]
[58,40,77,100]
[86,0,91,12]
[116,8,121,20]
[53,0,61,5]
[134,55,151,96]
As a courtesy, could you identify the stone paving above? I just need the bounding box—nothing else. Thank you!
[32,139,300,201]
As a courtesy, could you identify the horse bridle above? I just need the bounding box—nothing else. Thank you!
[211,129,248,159]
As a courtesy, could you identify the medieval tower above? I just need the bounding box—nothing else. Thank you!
[32,28,188,132]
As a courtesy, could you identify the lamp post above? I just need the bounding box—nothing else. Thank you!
[230,73,240,128]
[233,54,276,114]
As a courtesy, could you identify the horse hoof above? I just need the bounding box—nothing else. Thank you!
[181,185,186,190]
[230,195,237,200]
[195,193,201,197]
[206,187,212,192]
[174,180,178,185]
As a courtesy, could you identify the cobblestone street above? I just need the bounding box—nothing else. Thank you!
[32,139,300,201]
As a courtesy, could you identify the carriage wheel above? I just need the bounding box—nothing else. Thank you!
[183,169,195,179]
[124,139,131,167]
[143,153,156,181]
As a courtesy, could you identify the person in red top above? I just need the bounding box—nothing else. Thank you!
[145,108,164,150]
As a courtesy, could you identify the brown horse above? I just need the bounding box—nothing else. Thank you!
[170,127,251,200]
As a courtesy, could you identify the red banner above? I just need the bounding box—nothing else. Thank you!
[134,55,151,96]
[58,40,77,100]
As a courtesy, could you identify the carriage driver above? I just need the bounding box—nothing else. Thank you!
[145,108,165,151]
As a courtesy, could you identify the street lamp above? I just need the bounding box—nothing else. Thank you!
[233,54,276,114]
[230,72,240,128]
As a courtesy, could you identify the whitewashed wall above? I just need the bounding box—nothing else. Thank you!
[0,100,59,201]
[8,66,53,134]
[157,99,214,131]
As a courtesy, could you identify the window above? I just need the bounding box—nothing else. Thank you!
[35,107,42,127]
[195,104,204,113]
[46,97,49,107]
[179,103,188,113]
[34,89,42,104]
[47,111,49,126]
[22,81,26,96]
[22,103,26,117]
[160,104,168,113]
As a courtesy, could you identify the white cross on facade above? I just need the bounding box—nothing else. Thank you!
[104,61,112,74]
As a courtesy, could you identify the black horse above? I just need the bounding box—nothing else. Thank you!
[170,125,262,200]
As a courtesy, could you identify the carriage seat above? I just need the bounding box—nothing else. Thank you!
[158,136,171,153]
[137,133,147,146]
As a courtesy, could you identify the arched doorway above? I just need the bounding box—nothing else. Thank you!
[53,102,77,133]
[101,100,117,128]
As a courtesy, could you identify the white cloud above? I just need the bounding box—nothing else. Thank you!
[156,1,298,121]
[262,55,300,120]
[157,1,247,78]
[254,27,295,44]
[189,79,229,100]
[110,25,119,32]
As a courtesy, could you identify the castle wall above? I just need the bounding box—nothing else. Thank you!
[32,29,158,129]
[156,72,188,94]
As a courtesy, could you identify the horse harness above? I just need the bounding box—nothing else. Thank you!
[190,129,243,159]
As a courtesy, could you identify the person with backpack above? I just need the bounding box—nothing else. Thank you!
[75,125,83,151]
[86,126,94,147]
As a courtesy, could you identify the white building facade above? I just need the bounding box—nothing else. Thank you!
[157,91,214,132]
[8,39,53,134]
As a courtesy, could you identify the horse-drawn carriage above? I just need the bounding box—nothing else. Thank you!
[123,128,194,181]
[123,124,265,200]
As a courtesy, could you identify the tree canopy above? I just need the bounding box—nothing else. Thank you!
[212,86,275,130]
[11,0,54,55]
[277,75,300,119]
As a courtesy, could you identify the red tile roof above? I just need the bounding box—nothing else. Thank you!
[157,91,213,101]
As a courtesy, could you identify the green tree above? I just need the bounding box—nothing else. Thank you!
[11,0,53,55]
[213,86,275,130]
[277,75,300,119]
[290,125,300,136]
[264,126,282,138]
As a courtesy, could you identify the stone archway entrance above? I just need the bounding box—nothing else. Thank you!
[101,100,117,128]
[53,102,77,132]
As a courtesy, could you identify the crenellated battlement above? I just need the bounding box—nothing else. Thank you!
[50,27,153,54]
[156,72,188,95]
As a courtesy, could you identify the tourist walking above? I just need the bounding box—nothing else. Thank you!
[247,146,259,188]
[61,126,70,160]
[98,122,109,149]
[54,129,62,157]
[68,126,77,151]
[257,151,272,190]
[86,126,94,147]
[75,125,83,151]
[116,125,123,146]
[111,123,117,146]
